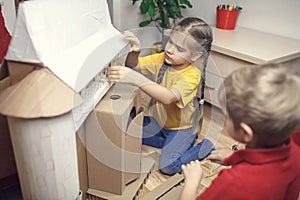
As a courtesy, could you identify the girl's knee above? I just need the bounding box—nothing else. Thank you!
[159,166,177,175]
[159,163,181,175]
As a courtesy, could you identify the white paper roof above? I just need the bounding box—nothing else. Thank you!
[6,0,127,92]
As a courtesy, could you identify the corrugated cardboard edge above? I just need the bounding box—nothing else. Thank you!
[0,76,10,91]
[7,61,42,85]
[87,157,155,200]
[0,60,9,80]
[158,185,183,200]
[141,173,184,200]
[0,68,82,118]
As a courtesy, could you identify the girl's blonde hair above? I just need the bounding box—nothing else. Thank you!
[221,64,300,146]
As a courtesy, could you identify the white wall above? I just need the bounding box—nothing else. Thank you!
[110,0,300,40]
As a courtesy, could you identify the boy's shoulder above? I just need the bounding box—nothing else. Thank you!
[224,140,300,177]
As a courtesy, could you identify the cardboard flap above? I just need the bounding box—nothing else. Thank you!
[0,68,82,118]
[5,0,128,92]
[0,60,9,80]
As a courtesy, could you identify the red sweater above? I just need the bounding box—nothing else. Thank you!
[0,6,11,63]
[197,139,300,200]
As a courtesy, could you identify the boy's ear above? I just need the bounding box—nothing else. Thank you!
[190,51,203,62]
[239,122,254,143]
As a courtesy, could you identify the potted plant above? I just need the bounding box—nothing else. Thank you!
[131,0,193,52]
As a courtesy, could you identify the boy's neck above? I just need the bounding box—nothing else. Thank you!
[247,140,287,149]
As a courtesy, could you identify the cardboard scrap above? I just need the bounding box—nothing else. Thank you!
[87,157,155,200]
[0,68,82,118]
[141,173,184,200]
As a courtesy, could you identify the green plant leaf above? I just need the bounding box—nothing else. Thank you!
[159,22,168,29]
[167,4,175,18]
[133,0,193,28]
[148,2,156,17]
[173,0,179,7]
[179,0,193,8]
[161,8,171,28]
[139,20,152,27]
[131,0,140,5]
[140,0,151,14]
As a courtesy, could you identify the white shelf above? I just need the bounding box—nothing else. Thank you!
[211,26,300,65]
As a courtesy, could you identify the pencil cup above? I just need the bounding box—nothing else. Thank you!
[216,8,240,30]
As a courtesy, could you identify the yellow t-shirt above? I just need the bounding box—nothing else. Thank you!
[139,52,201,130]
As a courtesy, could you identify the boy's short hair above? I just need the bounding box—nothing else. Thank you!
[221,64,300,146]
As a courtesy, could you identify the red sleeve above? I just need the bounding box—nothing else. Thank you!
[196,169,244,200]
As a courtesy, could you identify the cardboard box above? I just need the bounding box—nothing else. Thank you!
[0,0,127,199]
[85,83,144,195]
[87,157,155,200]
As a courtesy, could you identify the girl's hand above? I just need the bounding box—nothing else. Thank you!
[107,66,152,87]
[106,66,132,84]
[124,31,141,52]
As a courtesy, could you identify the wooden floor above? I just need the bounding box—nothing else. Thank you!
[0,103,240,200]
[136,103,241,199]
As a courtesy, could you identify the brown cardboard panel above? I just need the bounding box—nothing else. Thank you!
[85,84,144,195]
[87,157,155,200]
[141,173,184,200]
[0,68,82,118]
[7,61,42,85]
[86,111,143,195]
[0,76,10,91]
[125,112,143,184]
[0,60,9,80]
[158,185,183,200]
[86,109,125,195]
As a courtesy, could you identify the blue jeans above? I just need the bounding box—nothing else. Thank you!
[142,116,214,175]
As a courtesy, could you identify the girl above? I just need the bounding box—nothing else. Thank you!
[107,17,214,175]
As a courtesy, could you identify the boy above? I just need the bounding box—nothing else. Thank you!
[180,64,300,199]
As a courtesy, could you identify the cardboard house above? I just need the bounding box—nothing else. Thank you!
[0,3,18,190]
[0,0,150,199]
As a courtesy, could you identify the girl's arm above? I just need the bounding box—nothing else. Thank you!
[124,31,141,69]
[107,66,179,104]
[125,51,140,69]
